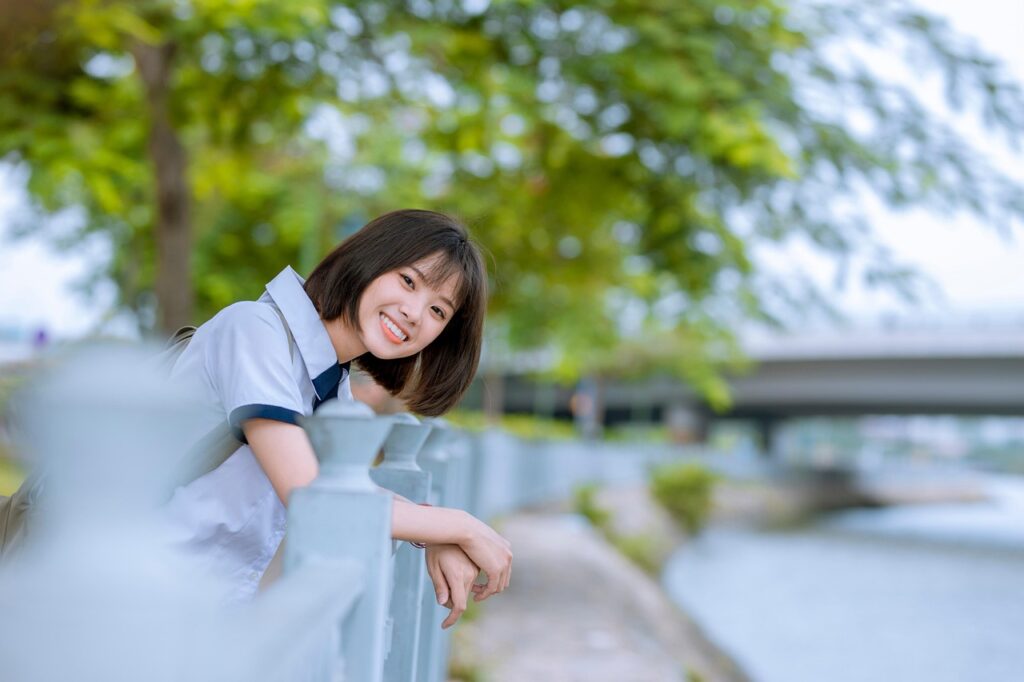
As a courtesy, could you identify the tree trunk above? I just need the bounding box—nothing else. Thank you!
[132,40,192,333]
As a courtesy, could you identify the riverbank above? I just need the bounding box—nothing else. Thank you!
[448,488,750,682]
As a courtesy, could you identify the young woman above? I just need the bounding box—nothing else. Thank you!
[164,209,511,627]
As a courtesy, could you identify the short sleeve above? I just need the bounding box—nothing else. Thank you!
[205,302,305,441]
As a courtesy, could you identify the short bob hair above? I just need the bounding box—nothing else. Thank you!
[304,209,487,416]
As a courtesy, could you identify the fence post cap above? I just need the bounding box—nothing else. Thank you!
[300,400,393,488]
[381,413,431,470]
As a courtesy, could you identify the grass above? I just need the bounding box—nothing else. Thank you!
[448,600,488,682]
[572,483,662,575]
[0,455,25,497]
[446,410,577,441]
[608,533,662,575]
[448,657,487,682]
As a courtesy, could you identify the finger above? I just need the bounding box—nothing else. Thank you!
[442,583,468,629]
[475,576,497,601]
[472,577,491,601]
[429,566,452,606]
[477,575,499,601]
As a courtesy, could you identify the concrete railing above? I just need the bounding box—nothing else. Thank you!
[0,345,690,681]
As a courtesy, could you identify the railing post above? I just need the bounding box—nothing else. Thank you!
[469,429,520,520]
[370,413,432,682]
[415,420,464,682]
[0,345,233,681]
[287,400,395,682]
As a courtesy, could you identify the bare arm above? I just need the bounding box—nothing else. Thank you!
[244,417,512,598]
[243,418,471,544]
[243,419,319,505]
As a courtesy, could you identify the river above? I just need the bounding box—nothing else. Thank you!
[662,473,1024,682]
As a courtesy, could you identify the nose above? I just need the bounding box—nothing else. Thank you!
[398,296,424,326]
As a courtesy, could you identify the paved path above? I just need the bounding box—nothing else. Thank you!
[450,510,749,682]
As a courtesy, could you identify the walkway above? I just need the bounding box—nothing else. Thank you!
[450,509,749,682]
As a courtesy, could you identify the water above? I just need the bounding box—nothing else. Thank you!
[663,475,1024,682]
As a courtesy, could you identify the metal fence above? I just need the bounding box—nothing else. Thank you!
[0,345,686,681]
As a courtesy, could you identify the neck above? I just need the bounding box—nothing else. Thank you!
[322,316,365,365]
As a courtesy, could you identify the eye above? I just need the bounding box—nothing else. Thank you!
[432,306,447,321]
[401,273,414,288]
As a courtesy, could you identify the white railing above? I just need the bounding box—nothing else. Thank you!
[0,344,690,681]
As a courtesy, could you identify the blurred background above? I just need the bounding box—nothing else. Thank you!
[1,1,1022,681]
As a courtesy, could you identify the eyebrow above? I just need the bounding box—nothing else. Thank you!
[410,265,456,311]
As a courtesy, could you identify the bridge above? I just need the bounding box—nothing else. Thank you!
[494,325,1024,448]
[713,326,1024,416]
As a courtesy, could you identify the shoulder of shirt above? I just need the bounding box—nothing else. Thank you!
[207,300,284,333]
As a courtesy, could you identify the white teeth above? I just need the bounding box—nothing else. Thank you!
[382,314,407,341]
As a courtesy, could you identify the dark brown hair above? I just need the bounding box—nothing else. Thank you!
[304,209,487,416]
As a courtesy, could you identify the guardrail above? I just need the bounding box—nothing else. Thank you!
[0,345,688,681]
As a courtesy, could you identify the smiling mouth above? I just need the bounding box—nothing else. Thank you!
[380,313,408,343]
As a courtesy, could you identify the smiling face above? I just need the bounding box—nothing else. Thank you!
[354,254,461,361]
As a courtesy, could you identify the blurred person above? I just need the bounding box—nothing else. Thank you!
[31,328,49,353]
[163,209,510,626]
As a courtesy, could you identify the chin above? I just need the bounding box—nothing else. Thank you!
[369,341,420,361]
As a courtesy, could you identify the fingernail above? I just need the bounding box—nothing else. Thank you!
[438,594,446,605]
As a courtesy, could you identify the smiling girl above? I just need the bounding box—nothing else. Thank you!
[163,209,510,626]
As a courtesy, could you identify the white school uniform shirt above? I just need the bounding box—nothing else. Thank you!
[163,266,352,602]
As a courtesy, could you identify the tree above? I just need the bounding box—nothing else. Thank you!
[2,0,1022,405]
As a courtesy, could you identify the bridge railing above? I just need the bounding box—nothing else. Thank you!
[0,344,697,681]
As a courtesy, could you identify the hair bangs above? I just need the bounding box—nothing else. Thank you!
[419,243,483,313]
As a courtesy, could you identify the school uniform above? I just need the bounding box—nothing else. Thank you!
[162,266,351,602]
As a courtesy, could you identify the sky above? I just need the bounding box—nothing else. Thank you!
[752,0,1024,329]
[0,0,1022,339]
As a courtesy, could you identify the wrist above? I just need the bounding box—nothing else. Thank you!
[410,503,432,548]
[449,508,475,546]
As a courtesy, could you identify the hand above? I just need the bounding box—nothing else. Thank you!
[456,513,513,602]
[425,544,481,629]
[389,503,512,602]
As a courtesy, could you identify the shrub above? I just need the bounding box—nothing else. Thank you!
[609,533,661,575]
[445,410,576,441]
[650,462,717,535]
[573,484,662,574]
[572,483,611,530]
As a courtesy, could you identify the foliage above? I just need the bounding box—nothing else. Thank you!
[0,371,25,418]
[0,370,29,495]
[572,482,611,528]
[448,653,487,682]
[448,610,488,682]
[686,670,708,682]
[2,1,1023,399]
[650,461,718,534]
[0,457,25,497]
[446,410,577,440]
[572,482,661,574]
[603,423,671,443]
[608,532,662,575]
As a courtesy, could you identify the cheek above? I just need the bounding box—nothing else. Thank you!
[422,319,450,347]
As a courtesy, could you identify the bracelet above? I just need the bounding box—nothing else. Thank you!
[410,502,432,549]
